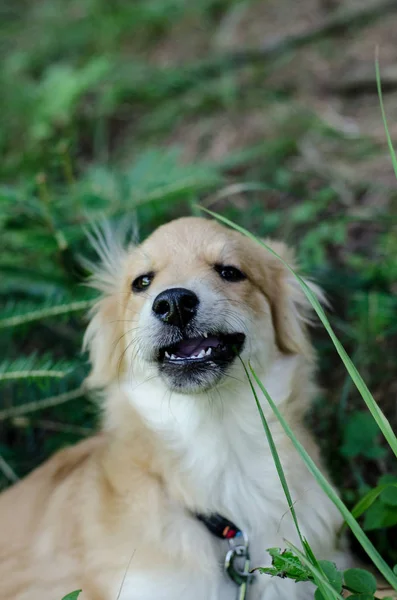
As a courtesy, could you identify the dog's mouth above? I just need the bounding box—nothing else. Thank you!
[158,332,246,366]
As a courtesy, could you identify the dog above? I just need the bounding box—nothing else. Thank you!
[0,217,347,600]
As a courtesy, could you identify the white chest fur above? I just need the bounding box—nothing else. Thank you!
[119,362,342,600]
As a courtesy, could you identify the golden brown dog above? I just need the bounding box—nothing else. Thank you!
[0,217,347,600]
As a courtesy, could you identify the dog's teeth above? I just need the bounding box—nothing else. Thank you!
[165,351,170,359]
[171,354,177,360]
[203,332,208,338]
[197,349,205,358]
[205,347,212,356]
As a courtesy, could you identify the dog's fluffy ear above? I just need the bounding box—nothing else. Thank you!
[82,223,132,389]
[259,239,325,358]
[83,295,125,389]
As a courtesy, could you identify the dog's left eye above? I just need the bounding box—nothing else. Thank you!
[215,265,246,282]
[132,272,154,292]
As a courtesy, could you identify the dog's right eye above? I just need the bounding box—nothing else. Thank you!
[132,272,154,292]
[215,264,246,283]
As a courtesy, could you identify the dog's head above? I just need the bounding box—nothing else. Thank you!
[84,217,319,394]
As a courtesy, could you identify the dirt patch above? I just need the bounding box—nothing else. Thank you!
[147,0,397,192]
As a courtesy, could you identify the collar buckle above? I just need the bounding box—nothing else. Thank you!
[225,530,253,598]
[195,512,254,599]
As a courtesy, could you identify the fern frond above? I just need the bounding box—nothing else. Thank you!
[0,298,95,329]
[0,370,66,382]
[0,356,72,383]
[78,149,223,221]
[0,385,86,421]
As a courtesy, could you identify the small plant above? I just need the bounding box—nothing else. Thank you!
[255,548,392,600]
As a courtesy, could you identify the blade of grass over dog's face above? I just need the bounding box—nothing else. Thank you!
[200,207,397,461]
[239,358,305,549]
[247,361,397,591]
[240,358,339,600]
[376,49,397,181]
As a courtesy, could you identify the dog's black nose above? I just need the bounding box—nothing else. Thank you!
[152,288,199,328]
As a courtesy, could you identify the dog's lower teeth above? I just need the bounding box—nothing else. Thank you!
[164,338,238,362]
[166,348,214,361]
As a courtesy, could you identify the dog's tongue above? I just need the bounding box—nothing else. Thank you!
[174,336,220,357]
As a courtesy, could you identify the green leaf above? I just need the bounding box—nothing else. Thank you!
[285,542,343,600]
[32,59,110,141]
[343,569,377,594]
[379,476,397,507]
[340,411,381,458]
[351,483,397,522]
[266,548,312,582]
[363,446,387,460]
[362,498,397,531]
[362,501,385,531]
[61,591,82,600]
[318,561,343,593]
[314,588,326,600]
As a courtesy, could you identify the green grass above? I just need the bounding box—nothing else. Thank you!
[223,208,397,594]
[1,0,397,592]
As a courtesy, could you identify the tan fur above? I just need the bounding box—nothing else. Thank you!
[84,219,314,387]
[0,217,342,600]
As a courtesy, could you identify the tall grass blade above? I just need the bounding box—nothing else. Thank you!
[248,362,397,590]
[0,300,94,329]
[285,542,344,600]
[239,358,305,548]
[241,360,336,600]
[201,208,397,460]
[0,370,66,382]
[375,49,397,180]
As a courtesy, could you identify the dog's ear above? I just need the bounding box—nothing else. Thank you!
[257,239,325,358]
[83,294,125,389]
[82,224,131,389]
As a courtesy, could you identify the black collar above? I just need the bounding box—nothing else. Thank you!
[196,512,253,594]
[196,512,243,541]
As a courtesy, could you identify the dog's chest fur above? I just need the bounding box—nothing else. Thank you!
[119,378,339,600]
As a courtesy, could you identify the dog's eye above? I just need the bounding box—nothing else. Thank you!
[215,265,246,282]
[132,272,154,292]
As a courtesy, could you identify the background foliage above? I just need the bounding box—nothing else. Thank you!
[1,0,397,567]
